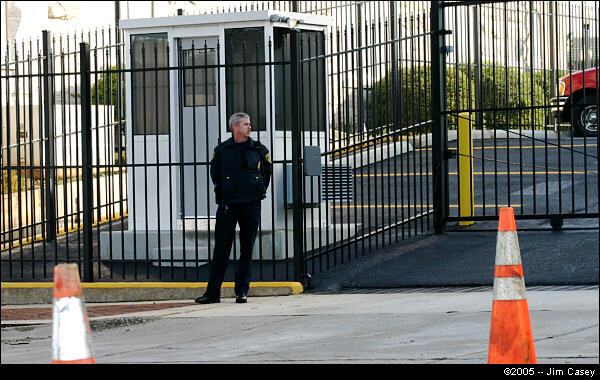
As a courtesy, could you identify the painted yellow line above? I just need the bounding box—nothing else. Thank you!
[355,173,431,177]
[332,204,521,209]
[459,171,598,175]
[0,282,303,294]
[0,212,128,252]
[356,171,596,177]
[466,144,598,150]
[415,143,598,151]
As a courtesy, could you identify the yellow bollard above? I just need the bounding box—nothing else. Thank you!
[458,112,474,225]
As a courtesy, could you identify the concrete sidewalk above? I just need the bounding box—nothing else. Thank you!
[1,287,598,364]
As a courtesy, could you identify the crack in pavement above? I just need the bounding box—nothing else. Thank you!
[1,336,51,345]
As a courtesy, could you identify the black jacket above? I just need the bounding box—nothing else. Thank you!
[210,137,272,204]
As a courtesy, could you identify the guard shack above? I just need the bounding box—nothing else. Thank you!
[100,10,339,266]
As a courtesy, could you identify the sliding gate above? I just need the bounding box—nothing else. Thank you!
[441,1,599,229]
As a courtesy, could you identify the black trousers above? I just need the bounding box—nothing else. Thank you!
[204,201,261,298]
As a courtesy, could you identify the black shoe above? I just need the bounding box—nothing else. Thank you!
[195,295,220,304]
[235,294,247,303]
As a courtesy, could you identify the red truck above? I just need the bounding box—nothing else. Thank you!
[551,67,598,137]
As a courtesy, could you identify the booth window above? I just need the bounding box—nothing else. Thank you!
[183,48,217,106]
[131,33,170,135]
[273,28,326,132]
[225,27,266,131]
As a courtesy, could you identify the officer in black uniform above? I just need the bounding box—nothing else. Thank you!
[195,112,272,304]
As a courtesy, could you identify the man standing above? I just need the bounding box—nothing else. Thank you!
[195,113,272,304]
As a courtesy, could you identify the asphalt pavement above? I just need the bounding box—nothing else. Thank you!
[309,225,599,291]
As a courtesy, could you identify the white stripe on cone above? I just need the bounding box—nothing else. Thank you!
[493,277,527,301]
[493,230,527,301]
[495,231,521,266]
[52,296,94,362]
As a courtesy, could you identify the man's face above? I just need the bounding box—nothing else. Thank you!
[233,117,252,138]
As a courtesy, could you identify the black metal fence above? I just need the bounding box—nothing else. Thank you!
[2,27,127,282]
[1,1,598,283]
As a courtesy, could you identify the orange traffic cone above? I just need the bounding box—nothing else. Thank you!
[51,264,96,364]
[488,208,536,364]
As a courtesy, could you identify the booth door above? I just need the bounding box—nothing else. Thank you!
[178,37,220,219]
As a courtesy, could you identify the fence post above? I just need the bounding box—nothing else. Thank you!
[472,5,483,131]
[356,3,364,136]
[290,29,305,283]
[390,2,399,139]
[80,42,94,282]
[430,1,449,234]
[42,30,56,241]
[548,1,556,102]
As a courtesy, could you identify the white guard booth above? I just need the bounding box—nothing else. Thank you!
[99,10,346,267]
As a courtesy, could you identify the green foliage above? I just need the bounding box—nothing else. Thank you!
[371,64,432,136]
[1,170,16,194]
[1,170,32,194]
[91,65,124,111]
[477,64,550,130]
[369,63,558,135]
[114,150,126,166]
[91,65,125,148]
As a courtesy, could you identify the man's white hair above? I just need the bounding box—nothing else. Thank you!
[229,112,250,129]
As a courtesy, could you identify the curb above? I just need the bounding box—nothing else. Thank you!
[1,281,303,305]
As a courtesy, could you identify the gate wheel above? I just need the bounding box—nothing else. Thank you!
[551,217,563,231]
